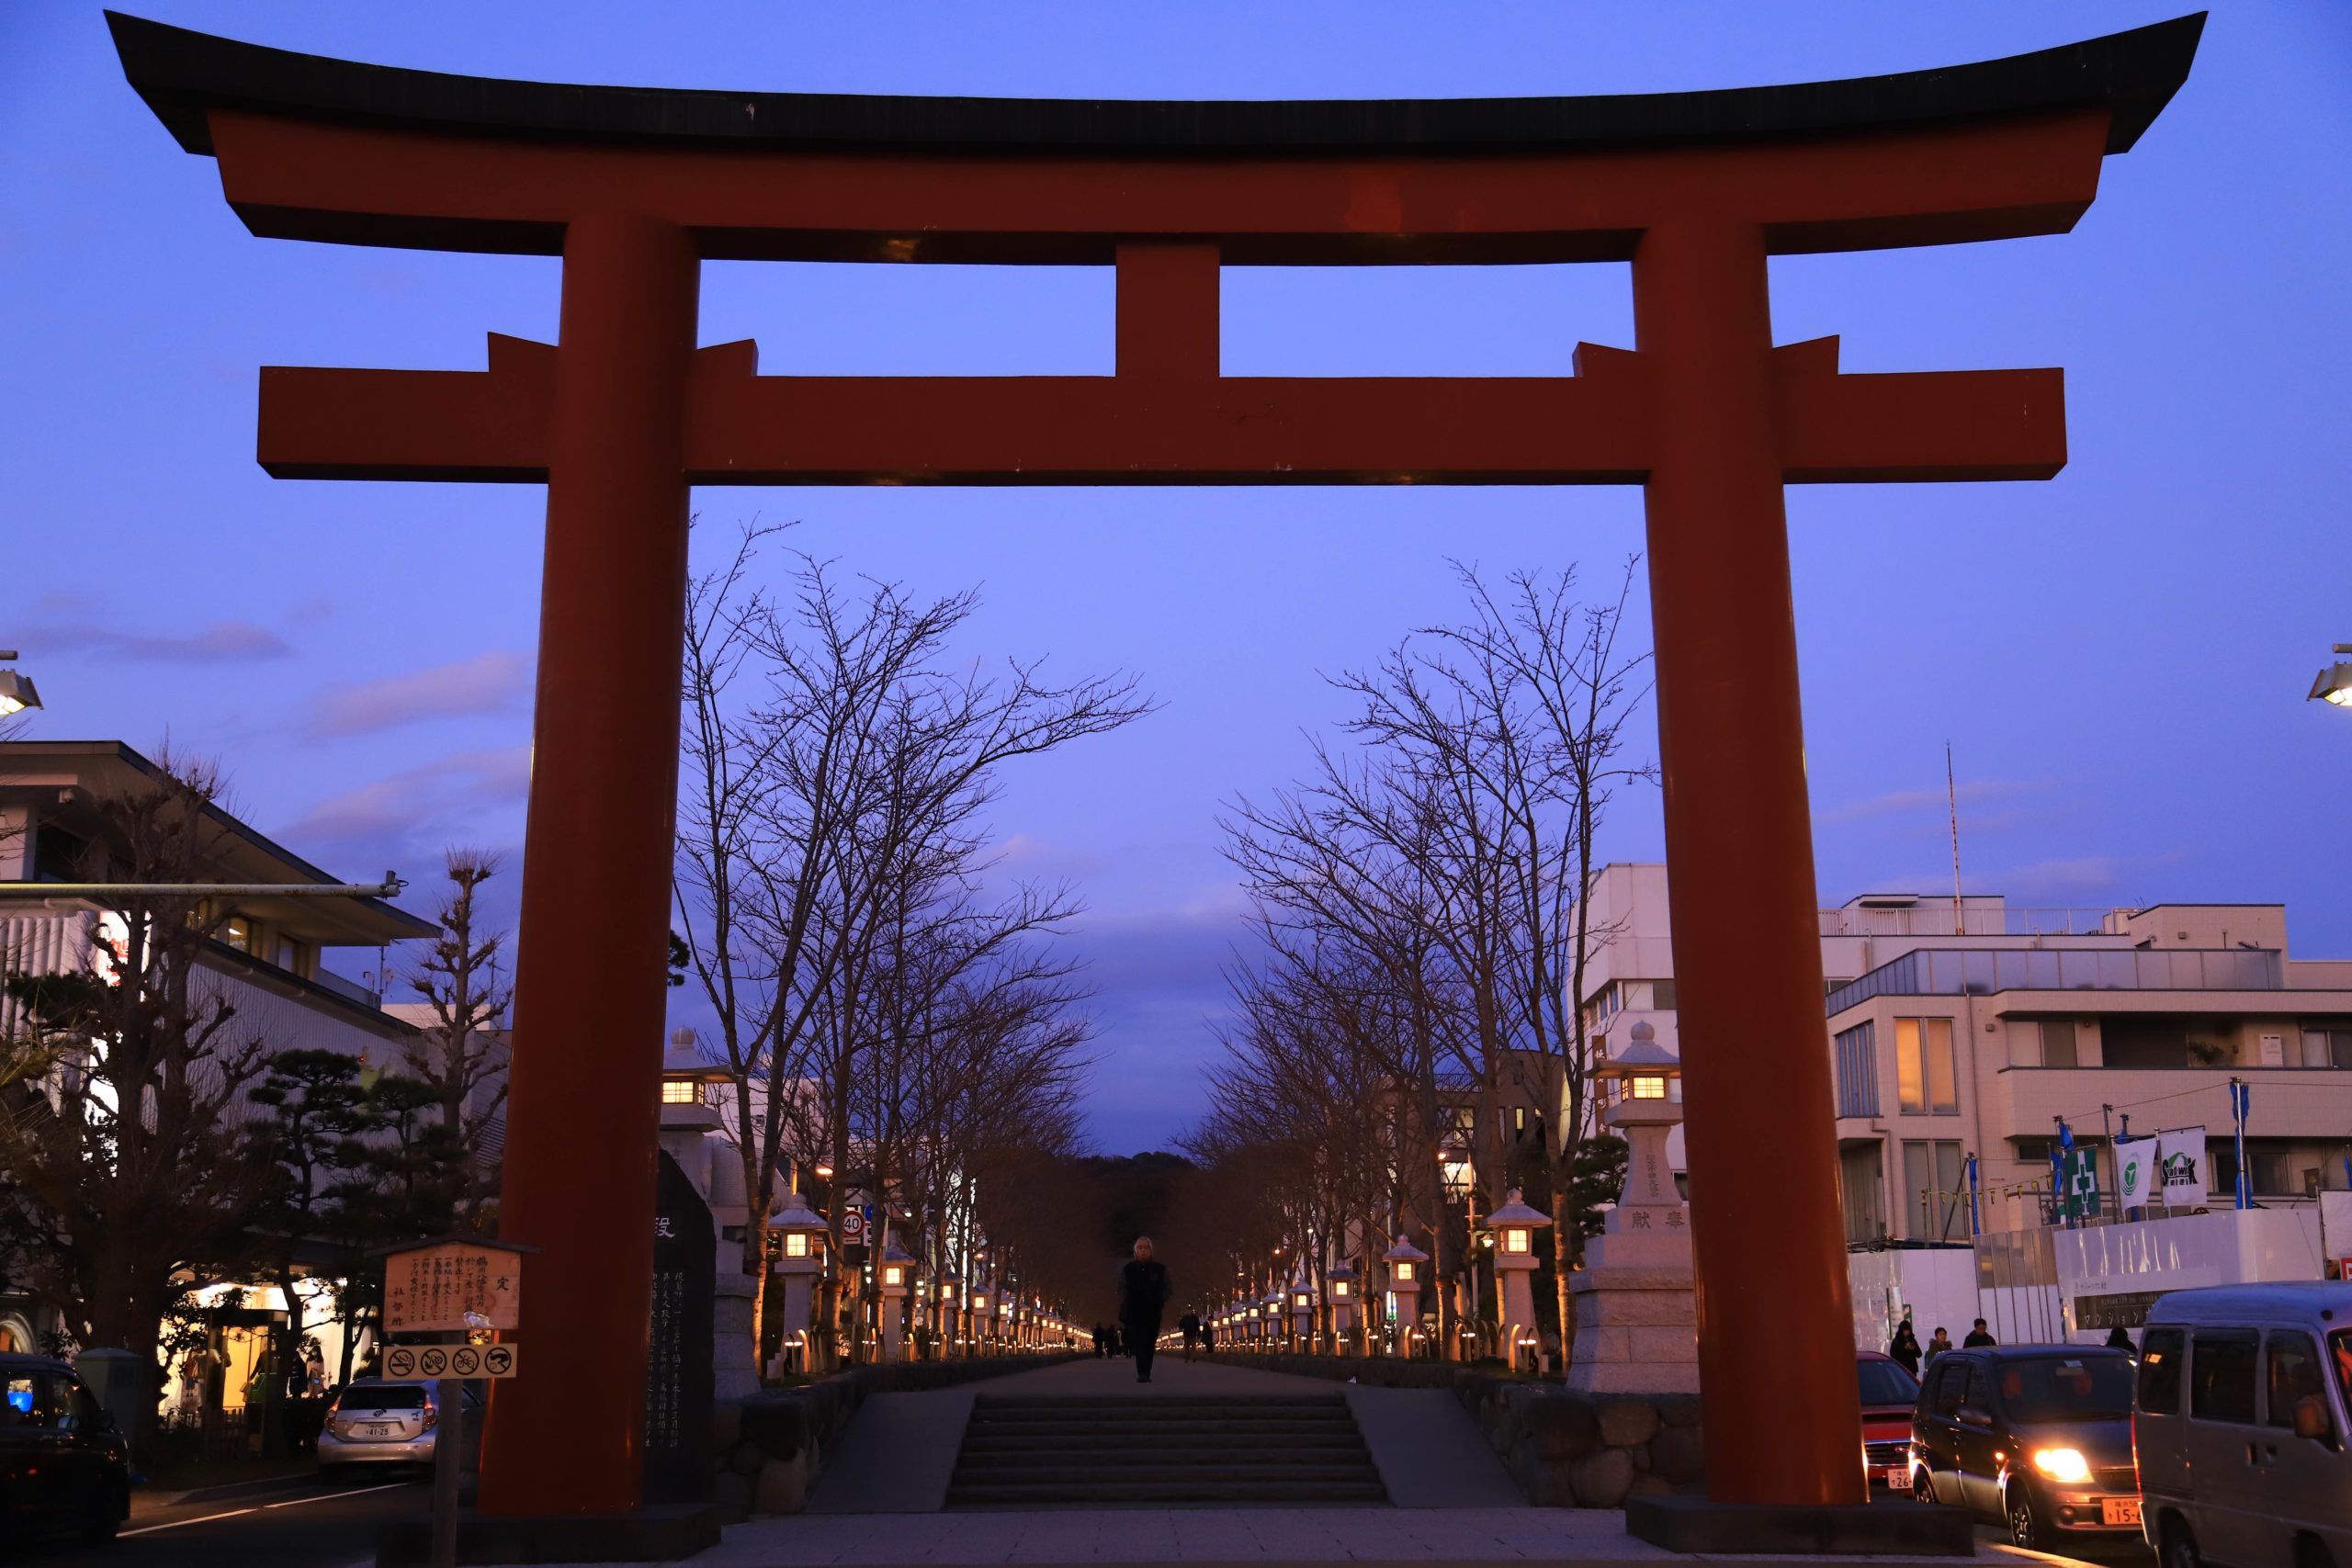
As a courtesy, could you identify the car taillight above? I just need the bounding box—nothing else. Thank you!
[422,1398,438,1431]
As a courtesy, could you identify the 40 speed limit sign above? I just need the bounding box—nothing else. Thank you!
[384,1342,521,1380]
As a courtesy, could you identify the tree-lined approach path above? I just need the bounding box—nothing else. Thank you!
[804,1357,1524,1515]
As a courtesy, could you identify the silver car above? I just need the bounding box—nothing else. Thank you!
[2135,1281,2352,1568]
[317,1380,444,1475]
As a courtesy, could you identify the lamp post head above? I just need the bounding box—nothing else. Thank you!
[0,657,41,718]
[2310,645,2352,706]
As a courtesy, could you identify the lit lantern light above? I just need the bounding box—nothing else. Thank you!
[2309,644,2352,707]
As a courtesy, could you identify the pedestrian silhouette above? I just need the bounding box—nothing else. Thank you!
[1178,1309,1203,1362]
[1888,1319,1921,1376]
[1119,1236,1172,1384]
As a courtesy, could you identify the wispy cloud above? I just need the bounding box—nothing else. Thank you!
[23,619,292,662]
[1817,775,2058,827]
[282,746,532,848]
[304,650,532,739]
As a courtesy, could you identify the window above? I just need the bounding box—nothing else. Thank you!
[222,916,253,953]
[1392,1261,1414,1282]
[2041,1020,2077,1068]
[1835,1022,1879,1118]
[661,1080,699,1105]
[1996,1357,2134,1423]
[1858,1359,1919,1405]
[2139,1327,2185,1415]
[1902,1140,1966,1240]
[2190,1330,2259,1424]
[1630,1076,1668,1100]
[1895,1018,1959,1114]
[2303,1027,2352,1068]
[784,1232,810,1258]
[2265,1331,2325,1431]
[1930,1361,1969,1416]
[1964,1363,1995,1415]
[1651,979,1677,1010]
[57,1381,104,1434]
[1504,1227,1531,1253]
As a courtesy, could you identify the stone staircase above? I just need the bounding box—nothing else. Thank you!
[944,1393,1389,1508]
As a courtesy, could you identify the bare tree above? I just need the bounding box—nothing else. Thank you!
[396,850,512,1223]
[1215,562,1651,1371]
[676,524,1148,1367]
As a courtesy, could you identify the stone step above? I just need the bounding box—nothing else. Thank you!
[955,1463,1381,1486]
[957,1447,1373,1469]
[962,1420,1357,1440]
[944,1478,1390,1507]
[946,1390,1389,1509]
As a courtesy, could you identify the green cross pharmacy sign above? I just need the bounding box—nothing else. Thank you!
[2064,1147,2103,1221]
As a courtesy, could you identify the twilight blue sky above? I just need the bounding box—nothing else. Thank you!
[4,2,2348,1154]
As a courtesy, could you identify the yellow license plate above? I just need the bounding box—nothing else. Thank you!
[2101,1498,2143,1528]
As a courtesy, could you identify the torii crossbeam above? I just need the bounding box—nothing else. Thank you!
[111,8,2200,1535]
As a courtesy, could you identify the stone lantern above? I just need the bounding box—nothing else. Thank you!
[1568,1020,1699,1393]
[1382,1235,1428,1355]
[937,1269,962,1359]
[1289,1277,1314,1347]
[1487,1189,1554,1370]
[1328,1261,1359,1343]
[876,1232,915,1361]
[1262,1289,1285,1348]
[769,1184,828,1375]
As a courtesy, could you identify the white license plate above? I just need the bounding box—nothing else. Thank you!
[363,1423,393,1438]
[2101,1498,2143,1528]
[1885,1466,1908,1488]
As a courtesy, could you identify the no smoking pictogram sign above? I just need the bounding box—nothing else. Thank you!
[383,1342,522,1379]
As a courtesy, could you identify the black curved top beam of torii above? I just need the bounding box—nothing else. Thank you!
[113,9,2199,162]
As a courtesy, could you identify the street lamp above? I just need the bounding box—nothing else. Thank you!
[2310,643,2352,707]
[0,652,40,717]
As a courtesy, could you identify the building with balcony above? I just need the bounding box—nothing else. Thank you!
[1576,864,2352,1248]
[0,739,436,1380]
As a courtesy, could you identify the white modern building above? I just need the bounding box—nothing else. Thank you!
[0,739,436,1400]
[1577,864,2352,1247]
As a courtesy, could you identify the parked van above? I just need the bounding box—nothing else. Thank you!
[2136,1281,2352,1568]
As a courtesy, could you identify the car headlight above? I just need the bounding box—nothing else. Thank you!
[2030,1448,2092,1484]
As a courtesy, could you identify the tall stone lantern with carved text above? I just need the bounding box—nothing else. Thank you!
[1568,1021,1700,1393]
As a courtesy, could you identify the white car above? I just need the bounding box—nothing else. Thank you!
[317,1381,446,1476]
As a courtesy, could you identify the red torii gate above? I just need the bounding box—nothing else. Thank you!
[112,10,2199,1536]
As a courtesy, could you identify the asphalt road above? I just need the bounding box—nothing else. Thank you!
[8,1474,426,1568]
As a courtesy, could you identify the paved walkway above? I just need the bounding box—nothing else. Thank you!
[530,1505,2056,1566]
[804,1355,1522,1514]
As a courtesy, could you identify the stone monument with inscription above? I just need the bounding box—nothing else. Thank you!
[645,1151,715,1504]
[1568,1022,1700,1393]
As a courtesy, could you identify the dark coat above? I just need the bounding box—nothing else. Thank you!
[1119,1258,1171,1325]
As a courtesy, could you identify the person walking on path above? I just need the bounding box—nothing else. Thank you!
[1178,1309,1203,1362]
[1964,1318,1997,1348]
[1091,1323,1108,1359]
[1119,1236,1172,1384]
[1888,1319,1922,1377]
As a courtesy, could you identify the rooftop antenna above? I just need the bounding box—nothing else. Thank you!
[1946,742,1965,936]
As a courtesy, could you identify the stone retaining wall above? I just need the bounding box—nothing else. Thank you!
[1201,1351,1704,1506]
[709,1354,1083,1520]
